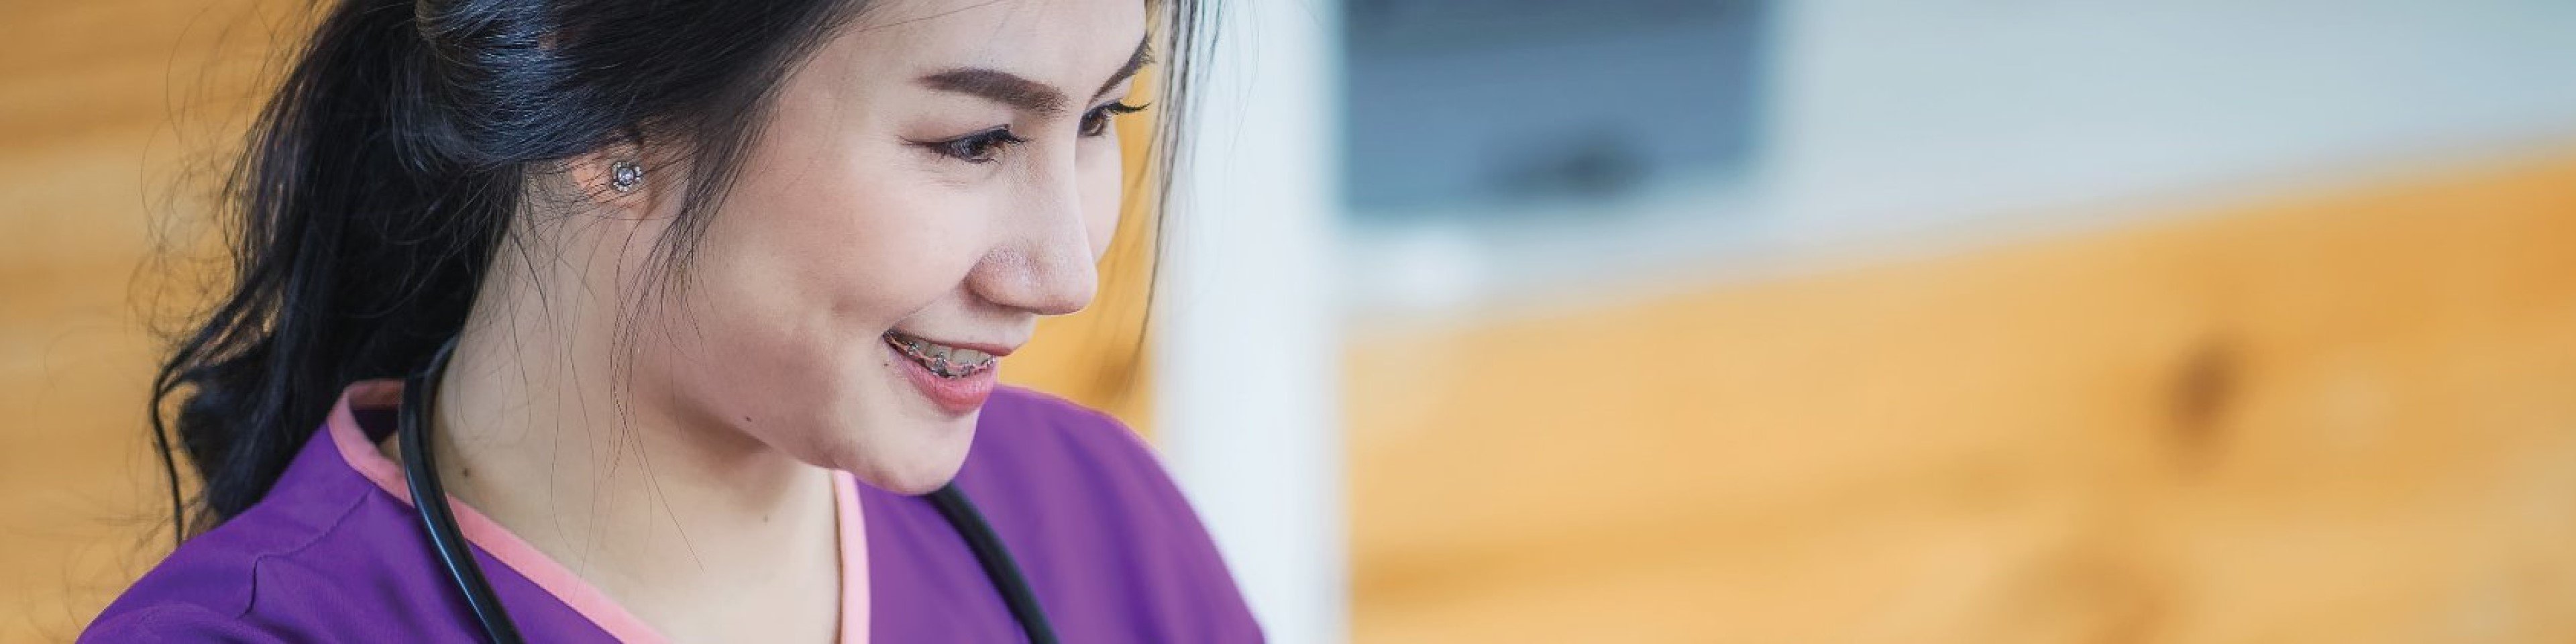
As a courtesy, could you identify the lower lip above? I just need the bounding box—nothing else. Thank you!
[885,340,998,415]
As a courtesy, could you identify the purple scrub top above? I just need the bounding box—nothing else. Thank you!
[83,380,1263,643]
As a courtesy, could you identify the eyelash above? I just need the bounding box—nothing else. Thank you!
[919,126,1028,164]
[1079,101,1148,138]
[916,101,1150,164]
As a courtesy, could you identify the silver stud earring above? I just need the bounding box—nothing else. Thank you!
[608,160,645,193]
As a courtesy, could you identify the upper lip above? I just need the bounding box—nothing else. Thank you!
[890,330,1019,358]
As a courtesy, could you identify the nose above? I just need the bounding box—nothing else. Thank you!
[967,169,1099,317]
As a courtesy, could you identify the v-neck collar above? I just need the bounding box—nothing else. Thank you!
[322,380,871,643]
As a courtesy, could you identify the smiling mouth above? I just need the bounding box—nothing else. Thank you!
[883,331,999,378]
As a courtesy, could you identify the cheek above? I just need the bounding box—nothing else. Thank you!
[680,60,994,348]
[716,160,970,334]
[637,140,989,460]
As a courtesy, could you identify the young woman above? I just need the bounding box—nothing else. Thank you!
[83,0,1256,641]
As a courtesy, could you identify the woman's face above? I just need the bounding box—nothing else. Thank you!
[627,0,1147,493]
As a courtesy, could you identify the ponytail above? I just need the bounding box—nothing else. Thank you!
[155,0,498,534]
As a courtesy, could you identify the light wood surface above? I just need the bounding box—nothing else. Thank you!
[3,2,278,639]
[1347,155,2576,643]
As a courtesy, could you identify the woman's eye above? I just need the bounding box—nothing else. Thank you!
[918,126,1027,164]
[1079,101,1148,138]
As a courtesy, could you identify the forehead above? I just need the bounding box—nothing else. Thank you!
[833,0,1146,87]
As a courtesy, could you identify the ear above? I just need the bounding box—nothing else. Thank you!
[565,136,676,219]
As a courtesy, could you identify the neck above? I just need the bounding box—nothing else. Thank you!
[414,297,843,640]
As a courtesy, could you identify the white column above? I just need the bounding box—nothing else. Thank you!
[1154,0,1344,641]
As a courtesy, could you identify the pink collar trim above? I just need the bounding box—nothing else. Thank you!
[324,380,871,643]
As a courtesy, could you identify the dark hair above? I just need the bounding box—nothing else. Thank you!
[151,0,1209,537]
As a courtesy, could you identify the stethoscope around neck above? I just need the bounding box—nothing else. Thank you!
[397,337,1059,643]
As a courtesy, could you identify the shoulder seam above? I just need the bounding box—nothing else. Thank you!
[235,482,372,619]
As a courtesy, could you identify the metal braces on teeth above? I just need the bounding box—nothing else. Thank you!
[885,333,996,378]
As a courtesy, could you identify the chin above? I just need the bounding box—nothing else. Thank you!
[842,419,979,496]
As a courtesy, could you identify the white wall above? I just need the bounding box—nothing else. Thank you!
[1154,0,1348,641]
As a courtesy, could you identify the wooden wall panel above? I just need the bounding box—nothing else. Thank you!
[1348,155,2576,643]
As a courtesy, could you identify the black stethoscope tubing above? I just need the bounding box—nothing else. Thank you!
[398,338,1058,643]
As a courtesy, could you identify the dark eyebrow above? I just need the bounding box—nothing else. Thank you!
[915,36,1154,116]
[918,68,1069,115]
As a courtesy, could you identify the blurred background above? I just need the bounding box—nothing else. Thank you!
[7,0,2576,642]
